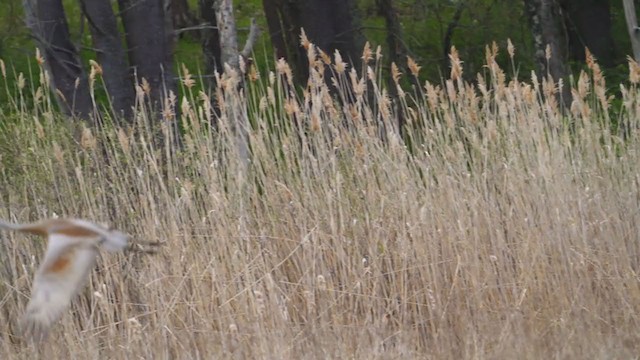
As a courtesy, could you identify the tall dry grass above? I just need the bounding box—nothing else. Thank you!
[0,42,639,359]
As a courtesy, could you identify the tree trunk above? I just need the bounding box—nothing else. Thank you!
[262,0,291,61]
[376,0,410,132]
[262,0,365,84]
[200,0,222,79]
[171,0,197,33]
[212,0,253,171]
[213,0,239,70]
[262,0,305,81]
[200,0,223,108]
[23,0,92,118]
[79,0,134,120]
[299,0,365,66]
[623,0,640,62]
[442,1,466,71]
[524,0,572,107]
[377,0,406,70]
[118,0,175,109]
[561,0,614,67]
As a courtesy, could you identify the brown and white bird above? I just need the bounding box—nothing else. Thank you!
[0,218,130,341]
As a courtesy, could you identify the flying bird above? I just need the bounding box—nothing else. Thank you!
[0,218,130,341]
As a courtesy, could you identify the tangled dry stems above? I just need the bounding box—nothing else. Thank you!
[0,44,639,358]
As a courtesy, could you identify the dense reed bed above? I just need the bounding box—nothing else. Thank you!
[0,42,639,358]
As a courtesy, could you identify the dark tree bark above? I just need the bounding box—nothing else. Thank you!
[377,0,406,70]
[79,0,134,119]
[262,0,305,82]
[171,0,198,33]
[118,0,175,109]
[561,0,615,68]
[524,0,572,107]
[262,0,290,61]
[199,0,223,84]
[298,0,365,66]
[442,2,466,71]
[23,0,92,118]
[263,0,365,83]
[376,0,410,132]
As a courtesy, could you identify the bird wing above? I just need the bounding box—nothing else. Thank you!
[67,219,130,252]
[101,228,129,252]
[0,218,130,252]
[21,234,99,341]
[0,219,48,236]
[0,219,17,230]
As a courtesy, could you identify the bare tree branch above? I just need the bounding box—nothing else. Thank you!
[623,0,640,61]
[240,18,261,59]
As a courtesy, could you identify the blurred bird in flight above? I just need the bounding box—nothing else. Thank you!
[0,218,130,341]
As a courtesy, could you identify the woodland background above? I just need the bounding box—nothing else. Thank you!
[0,0,638,119]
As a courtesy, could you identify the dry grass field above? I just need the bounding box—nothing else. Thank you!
[0,44,639,359]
